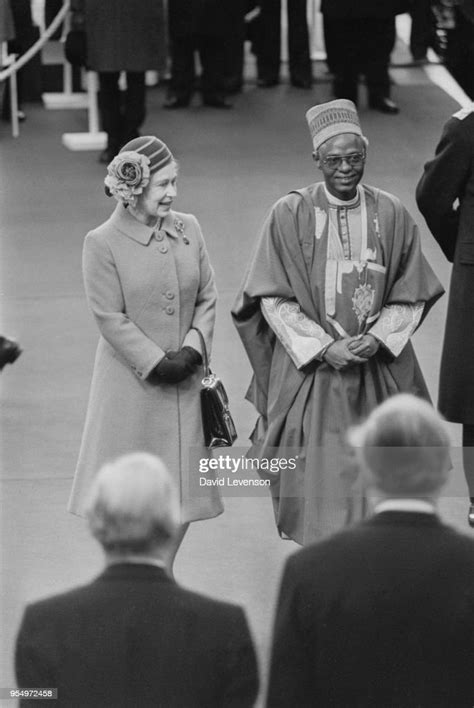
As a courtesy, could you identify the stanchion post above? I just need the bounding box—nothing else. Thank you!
[87,71,100,133]
[9,68,19,138]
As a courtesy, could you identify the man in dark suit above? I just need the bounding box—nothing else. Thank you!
[416,102,474,526]
[255,0,312,88]
[15,453,258,708]
[267,394,474,708]
[320,0,409,113]
[165,0,237,108]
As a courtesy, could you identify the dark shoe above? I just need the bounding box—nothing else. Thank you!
[202,96,233,109]
[469,504,474,528]
[291,76,313,89]
[0,336,22,371]
[369,97,399,114]
[257,77,279,88]
[163,97,190,109]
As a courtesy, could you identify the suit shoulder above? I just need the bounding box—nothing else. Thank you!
[22,582,94,622]
[175,584,245,618]
[441,113,474,143]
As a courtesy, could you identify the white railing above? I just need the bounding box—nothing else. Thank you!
[0,0,70,136]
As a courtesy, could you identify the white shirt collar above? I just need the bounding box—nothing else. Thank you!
[374,499,436,515]
[107,555,166,569]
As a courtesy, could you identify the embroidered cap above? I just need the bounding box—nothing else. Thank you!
[119,136,173,173]
[306,100,363,152]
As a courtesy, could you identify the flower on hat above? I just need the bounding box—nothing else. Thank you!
[104,151,151,207]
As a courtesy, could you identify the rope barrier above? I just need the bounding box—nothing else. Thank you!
[0,0,70,82]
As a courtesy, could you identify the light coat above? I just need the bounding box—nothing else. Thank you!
[68,203,223,522]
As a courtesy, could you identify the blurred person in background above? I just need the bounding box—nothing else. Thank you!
[320,0,412,113]
[267,394,474,708]
[17,453,259,708]
[409,0,435,62]
[165,0,235,108]
[68,136,222,568]
[443,0,474,99]
[416,99,474,526]
[255,0,312,88]
[70,0,167,163]
[233,99,443,546]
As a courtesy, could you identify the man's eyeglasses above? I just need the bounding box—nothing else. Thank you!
[321,153,366,169]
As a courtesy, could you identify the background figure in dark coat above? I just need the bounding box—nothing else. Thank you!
[320,0,409,113]
[255,0,312,88]
[416,104,474,526]
[267,394,474,708]
[409,0,434,62]
[1,0,42,121]
[165,0,235,108]
[71,0,167,163]
[444,0,474,99]
[16,453,259,708]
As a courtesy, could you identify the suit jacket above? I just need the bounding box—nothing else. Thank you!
[71,0,167,72]
[16,563,258,708]
[267,512,474,708]
[320,0,411,18]
[416,108,474,424]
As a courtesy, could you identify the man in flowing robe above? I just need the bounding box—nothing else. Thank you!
[232,99,444,545]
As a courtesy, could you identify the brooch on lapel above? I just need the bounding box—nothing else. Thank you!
[174,218,189,244]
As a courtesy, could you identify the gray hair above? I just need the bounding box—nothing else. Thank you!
[348,394,451,497]
[85,452,180,554]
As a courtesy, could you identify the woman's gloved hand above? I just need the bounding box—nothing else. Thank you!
[150,347,202,384]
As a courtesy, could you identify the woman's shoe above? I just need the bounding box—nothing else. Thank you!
[468,504,474,527]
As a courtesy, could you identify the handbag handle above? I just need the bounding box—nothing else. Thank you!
[193,328,210,376]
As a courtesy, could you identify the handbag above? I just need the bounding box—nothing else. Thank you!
[195,328,237,448]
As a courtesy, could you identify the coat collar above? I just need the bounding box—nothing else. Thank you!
[96,562,172,583]
[110,203,182,245]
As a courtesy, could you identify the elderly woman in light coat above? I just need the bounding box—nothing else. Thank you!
[69,136,222,564]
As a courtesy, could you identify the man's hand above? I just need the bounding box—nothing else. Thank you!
[323,338,369,370]
[347,334,380,358]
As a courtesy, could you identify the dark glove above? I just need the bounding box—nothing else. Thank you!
[167,346,202,368]
[150,347,202,384]
[0,336,22,371]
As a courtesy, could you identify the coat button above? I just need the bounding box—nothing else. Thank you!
[159,245,168,253]
[154,232,164,241]
[165,305,175,315]
[165,291,175,300]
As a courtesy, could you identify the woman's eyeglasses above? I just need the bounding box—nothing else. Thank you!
[321,153,366,169]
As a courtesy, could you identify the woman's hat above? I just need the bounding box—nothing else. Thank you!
[306,100,363,152]
[119,136,173,173]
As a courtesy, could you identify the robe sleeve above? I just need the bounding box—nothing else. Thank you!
[375,193,444,328]
[368,302,424,357]
[261,297,334,368]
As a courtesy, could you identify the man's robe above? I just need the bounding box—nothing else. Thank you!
[232,182,444,545]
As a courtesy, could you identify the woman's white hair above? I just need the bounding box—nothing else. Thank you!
[85,452,181,553]
[348,394,451,497]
